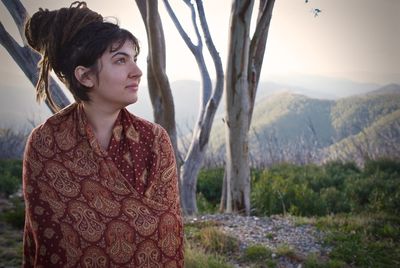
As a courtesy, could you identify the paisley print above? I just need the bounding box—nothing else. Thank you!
[64,143,98,176]
[23,103,184,267]
[126,125,140,143]
[123,152,133,167]
[135,240,161,268]
[82,180,121,217]
[59,223,82,267]
[50,254,60,265]
[24,153,42,177]
[31,123,55,158]
[161,162,176,183]
[68,201,106,242]
[34,206,45,215]
[165,260,179,268]
[122,198,159,236]
[158,213,181,257]
[81,246,109,268]
[44,161,80,197]
[113,125,123,142]
[105,220,135,264]
[139,168,148,185]
[37,180,66,220]
[99,161,131,195]
[43,228,55,239]
[54,115,77,151]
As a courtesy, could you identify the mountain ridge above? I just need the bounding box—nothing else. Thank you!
[204,83,400,166]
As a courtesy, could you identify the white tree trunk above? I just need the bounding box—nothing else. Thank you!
[224,0,254,215]
[163,0,224,215]
[221,0,275,215]
[135,0,179,159]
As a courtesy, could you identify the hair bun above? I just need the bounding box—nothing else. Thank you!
[23,2,104,112]
[24,2,103,54]
[24,8,55,53]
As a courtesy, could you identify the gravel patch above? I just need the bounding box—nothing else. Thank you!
[185,214,331,267]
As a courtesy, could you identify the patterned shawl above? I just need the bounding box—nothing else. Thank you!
[22,103,184,267]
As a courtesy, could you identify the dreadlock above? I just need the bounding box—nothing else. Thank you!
[24,1,139,112]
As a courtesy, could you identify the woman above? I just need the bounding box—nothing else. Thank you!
[22,2,184,267]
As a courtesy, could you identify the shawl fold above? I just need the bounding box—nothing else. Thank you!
[22,103,184,267]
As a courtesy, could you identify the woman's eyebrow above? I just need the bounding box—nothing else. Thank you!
[111,51,130,58]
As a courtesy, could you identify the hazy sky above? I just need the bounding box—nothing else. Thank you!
[1,0,399,125]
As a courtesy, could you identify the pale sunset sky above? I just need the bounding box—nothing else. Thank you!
[0,0,399,125]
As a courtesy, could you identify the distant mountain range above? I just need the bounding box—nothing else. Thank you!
[204,83,400,167]
[0,74,384,128]
[157,76,383,135]
[2,75,399,165]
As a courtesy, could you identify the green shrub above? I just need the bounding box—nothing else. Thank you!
[197,192,218,214]
[0,230,23,268]
[0,172,20,198]
[304,253,346,268]
[184,244,233,268]
[0,160,22,198]
[197,168,224,206]
[363,158,400,175]
[0,159,23,177]
[320,187,350,214]
[0,197,25,229]
[322,161,359,186]
[275,244,296,258]
[242,244,272,262]
[198,227,239,254]
[345,161,400,215]
[251,164,329,216]
[251,160,400,217]
[316,213,400,267]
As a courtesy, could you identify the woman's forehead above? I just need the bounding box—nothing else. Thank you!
[109,39,138,54]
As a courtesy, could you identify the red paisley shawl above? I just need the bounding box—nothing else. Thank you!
[22,103,184,267]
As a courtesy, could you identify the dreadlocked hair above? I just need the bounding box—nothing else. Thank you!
[24,1,102,112]
[24,1,140,112]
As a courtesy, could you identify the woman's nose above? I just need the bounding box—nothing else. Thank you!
[129,62,142,78]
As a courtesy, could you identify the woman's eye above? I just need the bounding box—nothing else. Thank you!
[116,58,126,64]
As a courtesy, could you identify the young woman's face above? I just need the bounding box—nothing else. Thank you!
[89,40,142,109]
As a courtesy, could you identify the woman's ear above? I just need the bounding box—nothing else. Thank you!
[74,66,94,88]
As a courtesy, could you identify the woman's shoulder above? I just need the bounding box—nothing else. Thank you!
[47,103,77,124]
[126,110,168,136]
[28,103,77,139]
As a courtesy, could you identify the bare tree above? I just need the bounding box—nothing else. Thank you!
[161,0,224,215]
[0,0,70,113]
[134,0,179,159]
[222,0,275,215]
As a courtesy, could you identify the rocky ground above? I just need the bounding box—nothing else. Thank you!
[0,196,330,268]
[185,214,331,268]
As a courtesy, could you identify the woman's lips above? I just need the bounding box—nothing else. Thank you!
[126,84,139,91]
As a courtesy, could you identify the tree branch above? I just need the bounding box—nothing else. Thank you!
[162,0,198,54]
[1,0,28,45]
[247,0,275,124]
[0,0,70,113]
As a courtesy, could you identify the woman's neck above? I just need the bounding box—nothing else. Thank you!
[81,102,120,151]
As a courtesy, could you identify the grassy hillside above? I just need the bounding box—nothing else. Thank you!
[321,109,400,165]
[331,84,400,140]
[206,84,400,167]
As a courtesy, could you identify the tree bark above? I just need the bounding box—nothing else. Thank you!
[222,0,275,215]
[135,0,179,162]
[248,0,275,121]
[224,0,254,215]
[163,0,224,215]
